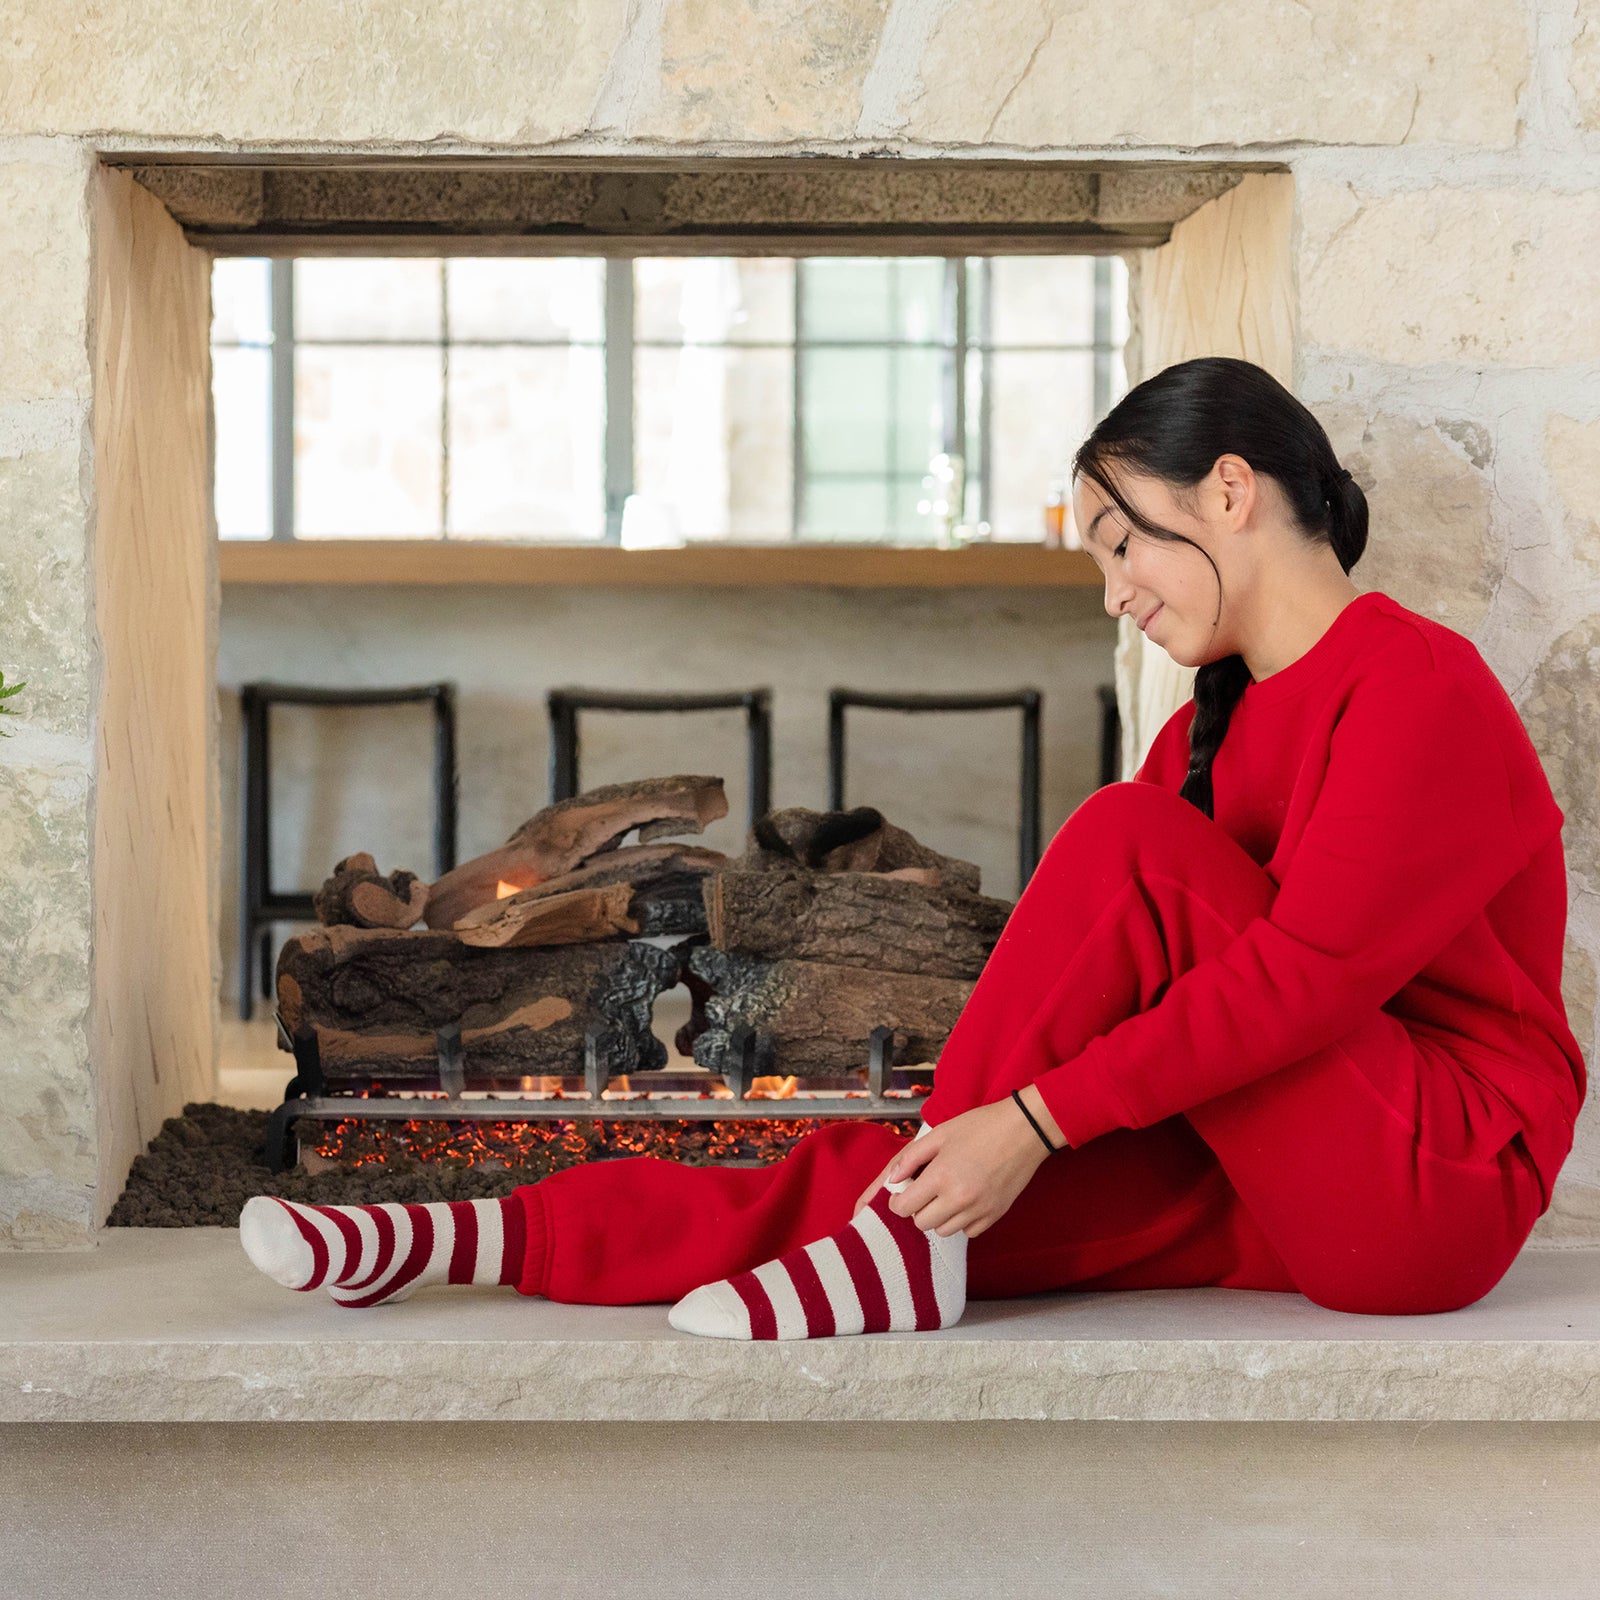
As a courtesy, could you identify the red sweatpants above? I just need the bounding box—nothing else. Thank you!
[508,782,1547,1316]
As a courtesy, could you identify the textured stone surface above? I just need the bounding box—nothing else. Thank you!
[1522,614,1600,897]
[0,1,630,143]
[1546,414,1600,575]
[0,156,92,409]
[1313,406,1498,633]
[2,1231,1600,1423]
[0,444,91,740]
[1573,8,1600,130]
[1300,182,1600,366]
[0,0,1533,148]
[0,755,95,1248]
[903,0,1527,149]
[632,0,894,142]
[9,1422,1600,1599]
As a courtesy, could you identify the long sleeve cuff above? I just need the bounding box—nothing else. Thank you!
[1030,1045,1137,1150]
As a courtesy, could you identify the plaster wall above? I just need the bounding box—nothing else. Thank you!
[0,0,1596,1244]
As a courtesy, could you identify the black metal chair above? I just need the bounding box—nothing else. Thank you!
[238,681,458,1021]
[827,688,1043,888]
[546,687,773,832]
[1097,682,1121,788]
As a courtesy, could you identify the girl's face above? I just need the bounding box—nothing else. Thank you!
[1071,469,1236,670]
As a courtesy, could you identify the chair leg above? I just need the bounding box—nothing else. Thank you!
[239,917,255,1022]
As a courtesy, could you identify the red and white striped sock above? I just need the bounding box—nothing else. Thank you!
[668,1124,967,1339]
[239,1194,527,1308]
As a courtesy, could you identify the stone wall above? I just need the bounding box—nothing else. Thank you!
[0,0,1596,1243]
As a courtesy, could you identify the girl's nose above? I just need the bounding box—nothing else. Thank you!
[1103,573,1137,620]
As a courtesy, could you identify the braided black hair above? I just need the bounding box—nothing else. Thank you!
[1072,357,1369,819]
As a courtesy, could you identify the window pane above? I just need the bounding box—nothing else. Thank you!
[893,345,945,475]
[990,257,1095,347]
[211,258,271,345]
[636,258,794,344]
[1108,254,1131,346]
[893,258,948,344]
[800,478,889,540]
[294,259,442,341]
[446,258,604,342]
[447,346,605,539]
[893,474,940,542]
[802,258,893,342]
[212,345,272,539]
[295,347,443,536]
[636,346,792,540]
[987,349,1095,540]
[802,348,890,474]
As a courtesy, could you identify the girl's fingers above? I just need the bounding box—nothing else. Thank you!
[885,1135,939,1184]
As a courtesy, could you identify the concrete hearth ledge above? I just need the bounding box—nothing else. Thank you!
[1,1231,1599,1424]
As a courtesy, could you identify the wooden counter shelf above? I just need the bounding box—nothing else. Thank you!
[217,539,1103,589]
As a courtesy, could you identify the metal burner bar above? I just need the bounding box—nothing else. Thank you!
[264,1016,930,1173]
[284,1094,927,1123]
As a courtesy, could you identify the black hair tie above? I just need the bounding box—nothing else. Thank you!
[1011,1088,1060,1154]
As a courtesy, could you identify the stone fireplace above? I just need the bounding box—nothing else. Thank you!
[4,152,1331,1241]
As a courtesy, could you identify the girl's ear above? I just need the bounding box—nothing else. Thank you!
[1212,454,1255,524]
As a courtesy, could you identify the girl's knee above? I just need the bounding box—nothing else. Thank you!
[1294,1254,1512,1317]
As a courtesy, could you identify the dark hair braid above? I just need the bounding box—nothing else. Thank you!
[1072,357,1370,819]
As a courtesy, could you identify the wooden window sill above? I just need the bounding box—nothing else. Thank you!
[217,540,1102,589]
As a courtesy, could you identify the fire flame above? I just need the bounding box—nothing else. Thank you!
[496,880,520,899]
[309,1109,926,1171]
[749,1074,799,1099]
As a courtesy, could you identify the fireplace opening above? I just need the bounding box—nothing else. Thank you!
[108,773,994,1224]
[82,157,1288,1242]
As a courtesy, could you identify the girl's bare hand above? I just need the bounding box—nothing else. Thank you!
[850,1098,1053,1240]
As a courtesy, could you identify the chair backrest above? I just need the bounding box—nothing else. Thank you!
[827,688,1042,888]
[546,686,773,832]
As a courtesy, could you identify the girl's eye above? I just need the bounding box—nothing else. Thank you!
[1113,537,1129,559]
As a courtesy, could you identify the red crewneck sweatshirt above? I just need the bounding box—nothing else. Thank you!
[1032,589,1587,1207]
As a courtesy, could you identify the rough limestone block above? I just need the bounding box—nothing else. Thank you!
[1299,180,1600,367]
[0,155,92,408]
[1545,415,1600,576]
[1573,11,1600,130]
[1522,612,1600,898]
[0,756,95,1249]
[0,0,629,144]
[901,0,1527,148]
[0,444,93,741]
[628,0,894,142]
[1312,405,1499,634]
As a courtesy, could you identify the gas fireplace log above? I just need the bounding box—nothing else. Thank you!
[455,883,638,949]
[423,775,729,931]
[742,806,982,893]
[313,853,429,930]
[454,843,728,939]
[687,947,971,1079]
[704,867,1010,979]
[276,926,679,1083]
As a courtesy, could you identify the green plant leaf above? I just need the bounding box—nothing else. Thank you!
[0,671,23,735]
